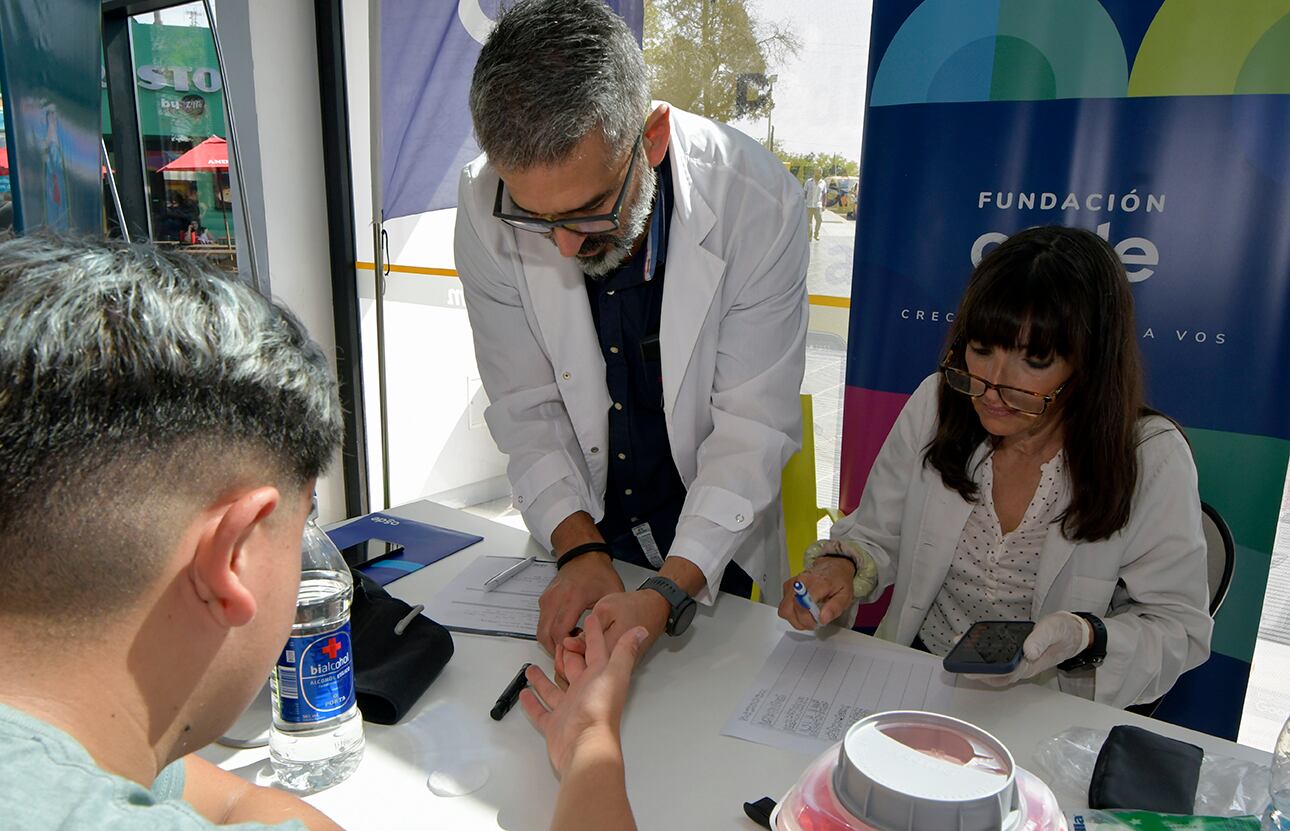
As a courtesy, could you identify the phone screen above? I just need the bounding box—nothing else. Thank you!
[943,620,1036,672]
[340,538,405,568]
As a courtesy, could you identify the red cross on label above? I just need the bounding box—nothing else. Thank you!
[320,637,343,660]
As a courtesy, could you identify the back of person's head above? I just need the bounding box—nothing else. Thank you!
[0,235,342,626]
[469,0,649,171]
[927,225,1145,540]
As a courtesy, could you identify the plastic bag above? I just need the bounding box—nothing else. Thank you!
[1067,810,1259,830]
[1031,727,1271,817]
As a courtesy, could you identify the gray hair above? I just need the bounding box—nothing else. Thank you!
[0,236,342,619]
[469,0,649,170]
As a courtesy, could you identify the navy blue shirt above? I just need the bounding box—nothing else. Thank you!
[585,153,687,565]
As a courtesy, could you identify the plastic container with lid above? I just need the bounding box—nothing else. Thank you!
[772,711,1066,831]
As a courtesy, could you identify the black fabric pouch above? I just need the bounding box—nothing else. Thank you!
[1088,724,1203,814]
[348,569,454,725]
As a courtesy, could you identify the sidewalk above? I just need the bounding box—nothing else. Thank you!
[805,210,857,298]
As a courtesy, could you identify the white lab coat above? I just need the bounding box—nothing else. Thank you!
[831,375,1212,708]
[454,105,809,604]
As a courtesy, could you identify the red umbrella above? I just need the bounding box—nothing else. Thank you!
[158,136,228,171]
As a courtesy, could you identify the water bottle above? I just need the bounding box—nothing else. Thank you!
[269,499,365,792]
[1264,712,1290,830]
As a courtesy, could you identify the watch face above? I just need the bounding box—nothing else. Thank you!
[671,598,698,635]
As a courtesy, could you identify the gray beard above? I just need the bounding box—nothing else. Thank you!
[577,163,659,279]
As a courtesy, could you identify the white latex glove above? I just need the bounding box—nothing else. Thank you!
[966,611,1094,688]
[802,538,879,598]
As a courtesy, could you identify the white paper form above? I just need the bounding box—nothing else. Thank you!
[721,632,959,755]
[424,555,556,639]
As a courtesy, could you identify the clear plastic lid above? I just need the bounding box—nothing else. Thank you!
[772,711,1067,831]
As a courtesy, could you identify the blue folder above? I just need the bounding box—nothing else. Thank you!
[326,513,483,586]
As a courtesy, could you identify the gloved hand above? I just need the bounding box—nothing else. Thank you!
[804,539,879,598]
[778,539,879,631]
[966,611,1094,688]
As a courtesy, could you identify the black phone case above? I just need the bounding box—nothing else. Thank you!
[941,620,1034,674]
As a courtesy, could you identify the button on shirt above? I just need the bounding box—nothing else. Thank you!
[585,153,687,556]
[919,451,1069,656]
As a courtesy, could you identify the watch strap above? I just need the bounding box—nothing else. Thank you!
[1057,612,1108,672]
[556,542,612,570]
[638,575,695,636]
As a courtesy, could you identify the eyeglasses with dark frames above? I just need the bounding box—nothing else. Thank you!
[492,136,642,235]
[940,350,1066,416]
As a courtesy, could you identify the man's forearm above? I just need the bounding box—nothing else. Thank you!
[658,555,707,597]
[550,511,606,557]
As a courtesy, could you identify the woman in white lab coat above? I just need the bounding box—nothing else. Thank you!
[780,226,1212,708]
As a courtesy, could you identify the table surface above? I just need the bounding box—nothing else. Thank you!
[201,501,1270,830]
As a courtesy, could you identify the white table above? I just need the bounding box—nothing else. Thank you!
[202,500,1270,829]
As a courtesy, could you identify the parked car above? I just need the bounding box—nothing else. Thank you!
[825,176,859,220]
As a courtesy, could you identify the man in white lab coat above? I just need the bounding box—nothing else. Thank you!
[454,0,809,656]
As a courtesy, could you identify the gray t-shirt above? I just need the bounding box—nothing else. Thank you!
[0,702,305,830]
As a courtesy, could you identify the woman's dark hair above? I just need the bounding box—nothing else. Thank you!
[924,225,1144,541]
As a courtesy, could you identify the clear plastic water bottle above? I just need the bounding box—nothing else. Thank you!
[269,499,364,792]
[1264,712,1290,830]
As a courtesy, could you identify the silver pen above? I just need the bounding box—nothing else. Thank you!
[482,555,538,592]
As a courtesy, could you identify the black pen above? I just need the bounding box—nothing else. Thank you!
[490,662,532,721]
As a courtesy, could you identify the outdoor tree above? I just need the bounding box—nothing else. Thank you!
[776,150,859,182]
[644,0,800,123]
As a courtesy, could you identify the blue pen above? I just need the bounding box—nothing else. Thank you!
[792,580,821,623]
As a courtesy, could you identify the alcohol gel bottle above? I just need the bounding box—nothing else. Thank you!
[269,498,364,792]
[1265,712,1290,830]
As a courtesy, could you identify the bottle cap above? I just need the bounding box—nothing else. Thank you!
[769,711,1064,831]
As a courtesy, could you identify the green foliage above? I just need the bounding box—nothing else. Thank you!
[775,150,859,182]
[644,0,799,123]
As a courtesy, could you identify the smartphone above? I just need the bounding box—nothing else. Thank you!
[340,537,405,569]
[942,620,1036,674]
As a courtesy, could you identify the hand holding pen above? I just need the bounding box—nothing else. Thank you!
[781,568,853,631]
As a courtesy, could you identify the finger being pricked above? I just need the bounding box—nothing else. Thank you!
[555,638,588,688]
[582,611,610,665]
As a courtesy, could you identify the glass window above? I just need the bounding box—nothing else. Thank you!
[106,3,236,266]
[0,91,12,235]
[644,0,872,519]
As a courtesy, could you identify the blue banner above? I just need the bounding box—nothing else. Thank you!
[380,0,643,220]
[843,0,1290,738]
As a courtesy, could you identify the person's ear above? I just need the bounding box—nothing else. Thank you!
[643,104,671,168]
[189,487,282,629]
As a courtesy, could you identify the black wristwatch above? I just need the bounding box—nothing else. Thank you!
[639,576,697,636]
[1057,612,1108,672]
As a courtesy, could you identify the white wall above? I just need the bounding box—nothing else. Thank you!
[216,0,347,522]
[344,0,509,512]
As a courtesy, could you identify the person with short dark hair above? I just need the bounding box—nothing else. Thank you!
[0,236,345,829]
[456,0,809,662]
[780,226,1212,708]
[0,235,645,831]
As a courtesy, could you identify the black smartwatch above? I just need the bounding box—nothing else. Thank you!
[1057,611,1108,672]
[638,576,697,636]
